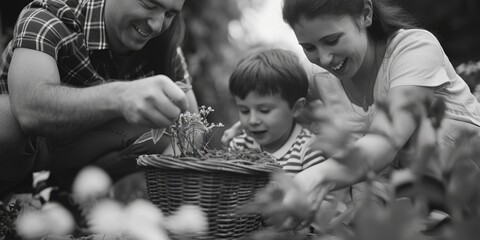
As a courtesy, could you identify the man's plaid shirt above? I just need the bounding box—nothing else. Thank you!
[0,0,190,94]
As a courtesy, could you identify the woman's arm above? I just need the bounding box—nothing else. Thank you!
[295,85,434,193]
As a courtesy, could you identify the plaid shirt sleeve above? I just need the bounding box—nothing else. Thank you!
[12,7,77,60]
[173,47,192,84]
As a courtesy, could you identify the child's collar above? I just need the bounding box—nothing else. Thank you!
[270,123,303,159]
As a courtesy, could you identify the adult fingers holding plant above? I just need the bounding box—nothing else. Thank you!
[121,75,189,128]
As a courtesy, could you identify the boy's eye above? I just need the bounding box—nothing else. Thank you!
[239,109,250,114]
[259,109,271,114]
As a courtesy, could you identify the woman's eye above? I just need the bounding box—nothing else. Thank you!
[324,37,339,46]
[302,45,315,52]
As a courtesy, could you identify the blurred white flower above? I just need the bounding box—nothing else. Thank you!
[124,199,164,227]
[88,199,126,234]
[127,223,170,240]
[124,199,169,240]
[42,202,75,235]
[72,166,112,202]
[166,205,208,236]
[15,210,48,239]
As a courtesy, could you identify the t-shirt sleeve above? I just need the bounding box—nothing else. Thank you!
[301,136,326,169]
[12,8,73,60]
[388,30,450,89]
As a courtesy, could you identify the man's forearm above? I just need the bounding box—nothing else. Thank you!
[13,81,123,137]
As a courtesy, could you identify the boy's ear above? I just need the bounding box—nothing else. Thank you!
[292,97,306,118]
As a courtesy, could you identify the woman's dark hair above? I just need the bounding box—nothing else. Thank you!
[145,13,186,79]
[229,48,309,108]
[282,0,418,43]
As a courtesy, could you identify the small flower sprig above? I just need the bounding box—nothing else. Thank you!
[134,105,224,158]
[168,105,224,157]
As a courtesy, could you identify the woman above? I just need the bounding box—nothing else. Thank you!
[224,0,480,229]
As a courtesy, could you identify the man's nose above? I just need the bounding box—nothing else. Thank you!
[148,12,165,34]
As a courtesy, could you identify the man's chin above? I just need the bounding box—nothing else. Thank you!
[122,39,148,53]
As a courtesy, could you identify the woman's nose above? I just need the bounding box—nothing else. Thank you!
[318,50,333,68]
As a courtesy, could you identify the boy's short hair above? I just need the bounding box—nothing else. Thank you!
[229,48,309,107]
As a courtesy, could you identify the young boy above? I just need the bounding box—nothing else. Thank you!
[227,48,325,174]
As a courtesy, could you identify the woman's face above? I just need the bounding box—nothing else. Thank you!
[105,0,184,55]
[292,14,371,81]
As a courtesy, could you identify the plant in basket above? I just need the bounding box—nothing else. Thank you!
[135,105,281,240]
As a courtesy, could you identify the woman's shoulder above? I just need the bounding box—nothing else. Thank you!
[384,28,444,63]
[388,29,441,51]
[390,29,438,42]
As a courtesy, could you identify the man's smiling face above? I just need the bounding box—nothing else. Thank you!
[105,0,184,55]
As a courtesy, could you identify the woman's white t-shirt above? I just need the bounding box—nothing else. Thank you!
[309,28,480,141]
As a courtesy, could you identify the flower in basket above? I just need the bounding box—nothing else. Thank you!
[167,105,224,157]
[135,105,225,157]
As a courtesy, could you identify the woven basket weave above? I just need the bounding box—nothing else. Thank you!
[137,154,282,240]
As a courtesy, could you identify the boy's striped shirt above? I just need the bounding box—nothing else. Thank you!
[229,124,325,174]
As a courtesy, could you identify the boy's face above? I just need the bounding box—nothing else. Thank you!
[235,92,301,153]
[105,0,184,55]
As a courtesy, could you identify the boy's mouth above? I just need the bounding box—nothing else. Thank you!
[249,130,268,138]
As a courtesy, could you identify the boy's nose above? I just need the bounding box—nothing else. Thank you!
[248,113,261,125]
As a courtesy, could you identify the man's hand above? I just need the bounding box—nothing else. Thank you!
[121,75,189,128]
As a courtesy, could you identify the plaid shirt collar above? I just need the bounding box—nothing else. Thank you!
[84,0,108,51]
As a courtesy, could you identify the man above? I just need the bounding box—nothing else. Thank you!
[0,0,197,198]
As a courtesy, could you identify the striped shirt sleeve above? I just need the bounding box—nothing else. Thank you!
[300,133,326,170]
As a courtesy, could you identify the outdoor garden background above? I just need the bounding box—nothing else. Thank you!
[1,0,480,239]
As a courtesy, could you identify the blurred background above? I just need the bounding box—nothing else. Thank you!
[1,0,480,149]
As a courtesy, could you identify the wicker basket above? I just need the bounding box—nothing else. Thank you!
[137,154,282,240]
